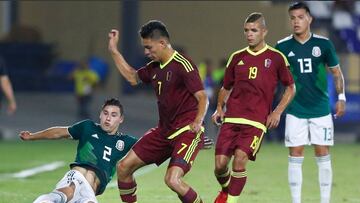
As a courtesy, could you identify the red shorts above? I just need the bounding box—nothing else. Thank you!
[215,123,265,161]
[132,126,204,174]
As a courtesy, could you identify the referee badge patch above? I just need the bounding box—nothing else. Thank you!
[312,46,321,57]
[116,140,125,151]
[264,59,272,68]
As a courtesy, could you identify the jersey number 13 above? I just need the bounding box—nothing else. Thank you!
[297,58,312,73]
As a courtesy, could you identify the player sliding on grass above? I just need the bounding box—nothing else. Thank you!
[108,20,208,203]
[19,98,137,203]
[212,12,295,203]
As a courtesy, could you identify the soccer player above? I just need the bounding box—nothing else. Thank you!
[108,20,208,203]
[0,56,16,115]
[19,98,137,203]
[212,12,296,203]
[275,2,346,203]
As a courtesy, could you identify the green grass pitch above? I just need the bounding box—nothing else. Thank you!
[0,140,359,203]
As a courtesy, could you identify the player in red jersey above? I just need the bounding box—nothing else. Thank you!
[212,13,296,203]
[108,20,208,203]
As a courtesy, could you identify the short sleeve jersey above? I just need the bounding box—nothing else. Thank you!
[68,119,137,195]
[137,51,204,133]
[275,34,339,118]
[223,45,294,126]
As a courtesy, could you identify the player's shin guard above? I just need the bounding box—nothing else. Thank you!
[288,156,304,203]
[33,191,67,203]
[118,180,137,203]
[316,155,332,203]
[179,187,202,203]
[215,168,231,193]
[227,169,247,203]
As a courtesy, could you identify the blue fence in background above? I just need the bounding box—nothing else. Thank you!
[0,42,109,92]
[0,42,53,91]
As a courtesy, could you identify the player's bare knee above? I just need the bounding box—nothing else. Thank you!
[117,160,130,176]
[314,145,329,157]
[57,185,74,202]
[214,155,229,174]
[214,160,228,174]
[289,146,304,157]
[233,151,248,170]
[164,175,181,191]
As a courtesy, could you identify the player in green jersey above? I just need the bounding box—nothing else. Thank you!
[275,2,346,203]
[19,98,137,203]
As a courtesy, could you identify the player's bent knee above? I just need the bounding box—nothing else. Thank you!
[215,156,229,173]
[164,175,181,191]
[117,160,130,174]
[214,162,227,174]
[233,152,248,170]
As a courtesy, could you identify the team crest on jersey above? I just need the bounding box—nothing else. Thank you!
[312,46,321,57]
[166,71,172,81]
[116,140,124,151]
[264,59,272,68]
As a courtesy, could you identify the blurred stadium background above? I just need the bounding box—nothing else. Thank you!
[0,1,359,202]
[0,1,359,142]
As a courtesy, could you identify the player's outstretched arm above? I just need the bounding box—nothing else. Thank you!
[19,127,70,141]
[330,66,346,118]
[266,83,296,129]
[108,29,140,86]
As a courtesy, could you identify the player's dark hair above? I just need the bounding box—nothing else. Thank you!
[102,98,123,116]
[139,20,170,40]
[288,2,311,15]
[245,12,266,28]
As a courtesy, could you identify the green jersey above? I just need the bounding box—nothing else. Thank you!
[68,119,137,195]
[275,34,339,118]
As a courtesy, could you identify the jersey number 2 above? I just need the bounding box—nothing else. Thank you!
[103,146,112,162]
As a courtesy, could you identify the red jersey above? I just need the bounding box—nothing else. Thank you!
[137,51,204,134]
[223,45,294,126]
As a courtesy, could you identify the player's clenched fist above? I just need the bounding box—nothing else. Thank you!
[108,29,120,54]
[19,131,32,140]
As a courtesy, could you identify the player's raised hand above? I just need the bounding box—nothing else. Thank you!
[212,109,224,126]
[19,131,32,141]
[108,29,120,54]
[334,100,346,118]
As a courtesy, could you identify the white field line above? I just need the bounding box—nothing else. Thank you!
[0,161,65,180]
